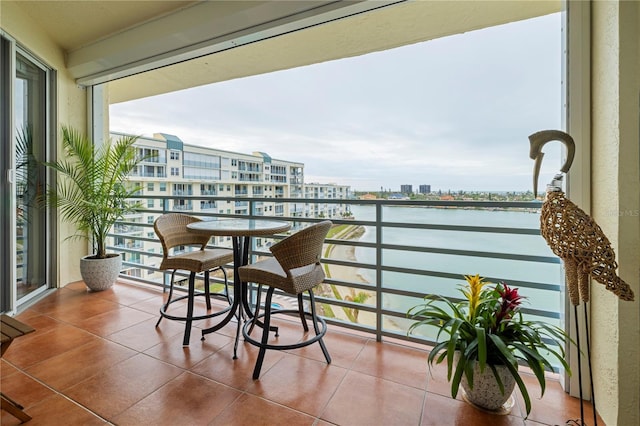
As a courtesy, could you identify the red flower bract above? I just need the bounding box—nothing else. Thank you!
[495,283,523,324]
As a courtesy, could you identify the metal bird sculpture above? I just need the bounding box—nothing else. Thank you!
[529,130,635,426]
[529,130,634,305]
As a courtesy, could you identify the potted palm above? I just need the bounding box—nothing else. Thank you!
[43,126,145,291]
[408,274,572,417]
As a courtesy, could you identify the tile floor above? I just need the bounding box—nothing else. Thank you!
[2,280,603,425]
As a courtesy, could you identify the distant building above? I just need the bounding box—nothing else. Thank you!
[400,184,413,194]
[114,131,351,280]
[419,184,431,194]
[359,193,378,200]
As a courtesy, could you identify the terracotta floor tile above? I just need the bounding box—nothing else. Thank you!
[321,370,425,425]
[351,339,429,389]
[40,297,122,326]
[212,392,316,425]
[106,316,185,352]
[421,392,525,426]
[90,281,161,306]
[295,327,368,369]
[244,314,312,348]
[246,353,348,416]
[78,305,155,336]
[128,294,167,316]
[1,358,21,377]
[144,330,234,369]
[63,353,184,419]
[63,280,93,292]
[2,324,101,369]
[196,314,243,340]
[425,360,463,399]
[25,287,85,315]
[0,369,56,410]
[190,340,282,391]
[113,371,242,425]
[25,338,136,390]
[514,374,605,425]
[14,310,65,335]
[3,394,107,426]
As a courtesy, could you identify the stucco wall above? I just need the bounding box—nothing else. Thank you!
[1,1,90,287]
[591,1,640,425]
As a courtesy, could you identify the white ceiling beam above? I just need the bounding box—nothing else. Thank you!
[70,0,405,86]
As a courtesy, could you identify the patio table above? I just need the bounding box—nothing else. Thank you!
[187,218,291,358]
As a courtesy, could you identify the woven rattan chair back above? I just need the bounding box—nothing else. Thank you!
[154,213,210,264]
[270,220,332,275]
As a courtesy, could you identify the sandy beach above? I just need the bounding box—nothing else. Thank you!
[321,225,378,325]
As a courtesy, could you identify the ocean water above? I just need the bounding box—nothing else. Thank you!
[348,204,564,324]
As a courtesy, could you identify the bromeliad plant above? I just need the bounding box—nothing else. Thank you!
[408,274,572,416]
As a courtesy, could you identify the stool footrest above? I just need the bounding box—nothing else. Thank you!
[242,309,328,351]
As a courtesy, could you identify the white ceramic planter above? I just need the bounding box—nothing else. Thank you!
[460,360,516,411]
[79,254,122,291]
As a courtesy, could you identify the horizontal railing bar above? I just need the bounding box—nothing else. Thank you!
[113,195,563,353]
[380,243,560,263]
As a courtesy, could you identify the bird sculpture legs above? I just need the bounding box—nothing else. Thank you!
[560,260,593,426]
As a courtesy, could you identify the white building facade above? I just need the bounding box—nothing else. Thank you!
[112,131,351,281]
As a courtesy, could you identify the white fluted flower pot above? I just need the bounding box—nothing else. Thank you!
[461,361,516,412]
[80,254,122,291]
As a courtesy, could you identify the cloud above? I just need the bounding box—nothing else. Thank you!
[110,13,562,192]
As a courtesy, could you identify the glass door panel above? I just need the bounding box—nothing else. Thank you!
[14,51,48,302]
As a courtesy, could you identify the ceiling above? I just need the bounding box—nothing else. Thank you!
[6,0,561,103]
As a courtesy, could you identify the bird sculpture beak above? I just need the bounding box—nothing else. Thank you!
[528,130,576,197]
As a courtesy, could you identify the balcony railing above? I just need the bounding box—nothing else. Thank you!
[109,196,562,354]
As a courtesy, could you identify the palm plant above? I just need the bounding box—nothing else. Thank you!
[408,274,572,416]
[43,126,145,259]
[16,125,40,224]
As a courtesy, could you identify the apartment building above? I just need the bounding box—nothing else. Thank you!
[112,131,351,280]
[303,183,352,219]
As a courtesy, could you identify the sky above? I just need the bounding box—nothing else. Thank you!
[110,12,563,193]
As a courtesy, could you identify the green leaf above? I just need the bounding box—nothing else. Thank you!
[476,327,486,372]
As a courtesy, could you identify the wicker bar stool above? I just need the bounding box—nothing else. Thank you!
[239,220,332,379]
[154,213,234,346]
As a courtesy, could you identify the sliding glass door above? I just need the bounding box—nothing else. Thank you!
[1,35,51,312]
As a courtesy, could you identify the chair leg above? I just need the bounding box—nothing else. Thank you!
[297,293,309,332]
[309,290,331,364]
[183,271,196,346]
[156,269,177,327]
[204,270,212,310]
[247,284,263,336]
[253,286,275,380]
[221,267,231,304]
[1,392,31,423]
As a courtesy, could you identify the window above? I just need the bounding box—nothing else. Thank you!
[171,167,180,176]
[147,199,154,208]
[200,200,216,210]
[147,183,154,191]
[159,183,167,191]
[147,216,155,224]
[231,159,237,167]
[172,184,192,195]
[170,151,180,160]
